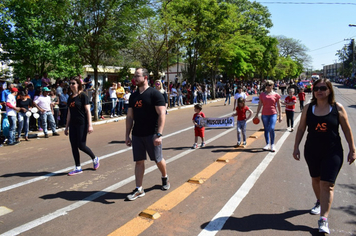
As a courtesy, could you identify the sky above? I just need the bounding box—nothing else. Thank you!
[254,0,356,70]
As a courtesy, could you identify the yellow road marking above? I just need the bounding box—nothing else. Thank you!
[108,216,153,236]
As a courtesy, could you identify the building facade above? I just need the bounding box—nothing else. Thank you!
[322,62,343,79]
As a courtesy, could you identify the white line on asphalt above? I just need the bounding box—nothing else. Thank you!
[198,113,302,236]
[1,121,238,236]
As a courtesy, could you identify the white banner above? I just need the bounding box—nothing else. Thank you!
[199,116,234,128]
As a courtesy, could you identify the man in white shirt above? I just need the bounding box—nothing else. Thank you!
[233,86,247,111]
[34,87,60,138]
[6,87,20,145]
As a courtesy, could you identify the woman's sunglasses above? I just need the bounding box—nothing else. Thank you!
[313,86,328,92]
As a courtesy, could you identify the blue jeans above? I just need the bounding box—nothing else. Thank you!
[98,102,102,117]
[8,115,17,144]
[111,98,117,115]
[178,95,183,106]
[193,95,197,104]
[17,112,29,139]
[225,94,231,104]
[40,111,57,135]
[171,96,177,107]
[124,104,129,114]
[117,98,124,115]
[237,120,247,142]
[261,114,277,145]
[203,93,207,104]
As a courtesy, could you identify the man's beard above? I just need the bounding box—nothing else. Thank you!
[136,80,145,87]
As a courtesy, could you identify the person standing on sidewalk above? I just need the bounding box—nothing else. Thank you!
[16,90,32,141]
[116,82,125,116]
[6,87,20,145]
[293,79,356,234]
[109,82,117,117]
[125,68,170,201]
[33,87,60,138]
[65,77,99,176]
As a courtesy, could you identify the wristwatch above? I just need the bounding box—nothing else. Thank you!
[156,133,163,137]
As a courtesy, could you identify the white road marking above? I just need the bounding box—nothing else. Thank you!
[198,113,302,236]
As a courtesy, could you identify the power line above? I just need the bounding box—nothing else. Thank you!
[309,35,356,52]
[260,2,356,5]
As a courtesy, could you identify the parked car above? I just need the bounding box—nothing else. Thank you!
[301,80,313,92]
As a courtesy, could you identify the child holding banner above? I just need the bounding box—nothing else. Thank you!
[232,97,253,146]
[192,104,205,149]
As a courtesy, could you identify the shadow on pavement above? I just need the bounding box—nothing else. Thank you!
[211,147,265,154]
[163,146,192,151]
[200,209,318,235]
[334,183,356,218]
[109,140,126,144]
[1,171,67,178]
[39,185,162,204]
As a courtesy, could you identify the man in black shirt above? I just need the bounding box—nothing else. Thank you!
[125,68,170,201]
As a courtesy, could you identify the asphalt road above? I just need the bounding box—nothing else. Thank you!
[0,83,355,236]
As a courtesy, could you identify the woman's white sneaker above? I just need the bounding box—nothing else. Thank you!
[271,144,276,152]
[263,144,271,151]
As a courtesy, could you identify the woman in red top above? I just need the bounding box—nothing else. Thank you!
[254,80,282,152]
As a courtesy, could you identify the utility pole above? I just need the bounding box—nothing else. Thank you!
[348,24,356,77]
[352,39,355,77]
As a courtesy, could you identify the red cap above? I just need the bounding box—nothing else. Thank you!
[11,87,18,93]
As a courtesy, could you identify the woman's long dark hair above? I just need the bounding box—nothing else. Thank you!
[69,76,83,98]
[310,78,335,105]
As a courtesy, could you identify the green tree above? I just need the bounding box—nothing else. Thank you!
[65,0,151,120]
[276,35,311,69]
[0,0,81,79]
[273,56,301,81]
[125,17,173,80]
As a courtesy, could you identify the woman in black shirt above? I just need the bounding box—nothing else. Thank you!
[65,77,99,176]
